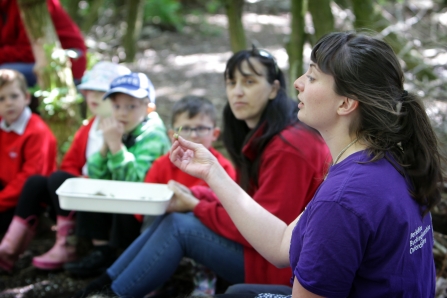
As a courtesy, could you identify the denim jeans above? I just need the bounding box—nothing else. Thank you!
[0,63,36,86]
[107,212,244,297]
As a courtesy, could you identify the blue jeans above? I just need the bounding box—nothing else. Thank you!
[107,212,244,297]
[0,63,36,86]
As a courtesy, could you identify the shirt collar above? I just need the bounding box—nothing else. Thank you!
[241,123,266,161]
[0,107,32,135]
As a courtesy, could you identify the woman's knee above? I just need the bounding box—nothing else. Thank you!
[160,212,203,234]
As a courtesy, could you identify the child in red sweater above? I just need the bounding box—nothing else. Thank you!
[0,62,130,273]
[142,95,236,296]
[0,69,57,232]
[140,95,236,229]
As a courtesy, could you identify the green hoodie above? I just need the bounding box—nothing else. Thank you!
[87,112,170,181]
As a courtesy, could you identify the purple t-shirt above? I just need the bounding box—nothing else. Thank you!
[290,151,435,297]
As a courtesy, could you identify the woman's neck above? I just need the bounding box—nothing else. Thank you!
[323,133,367,165]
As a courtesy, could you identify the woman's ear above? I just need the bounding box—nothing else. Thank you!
[268,80,280,100]
[147,102,156,114]
[337,97,359,116]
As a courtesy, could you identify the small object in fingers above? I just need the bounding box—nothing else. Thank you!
[174,126,182,139]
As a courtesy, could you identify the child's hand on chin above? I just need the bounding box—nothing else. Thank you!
[101,117,124,153]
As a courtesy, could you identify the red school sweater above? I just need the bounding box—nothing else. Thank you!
[144,147,236,186]
[191,124,331,286]
[133,148,237,222]
[0,0,87,80]
[60,118,95,176]
[0,114,57,212]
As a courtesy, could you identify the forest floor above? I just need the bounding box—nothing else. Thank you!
[1,0,447,297]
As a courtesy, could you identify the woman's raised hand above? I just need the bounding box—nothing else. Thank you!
[170,136,219,181]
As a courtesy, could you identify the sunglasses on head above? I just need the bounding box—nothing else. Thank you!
[251,45,279,75]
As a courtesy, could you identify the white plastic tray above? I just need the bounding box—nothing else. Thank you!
[56,178,173,215]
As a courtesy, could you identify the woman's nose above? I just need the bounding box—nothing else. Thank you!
[294,75,304,92]
[233,82,244,96]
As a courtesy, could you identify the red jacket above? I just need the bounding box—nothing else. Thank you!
[133,148,237,222]
[191,124,331,285]
[144,147,236,186]
[60,117,94,176]
[0,0,87,80]
[0,114,57,212]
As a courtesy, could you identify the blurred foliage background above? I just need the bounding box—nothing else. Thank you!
[27,0,447,159]
[7,1,447,296]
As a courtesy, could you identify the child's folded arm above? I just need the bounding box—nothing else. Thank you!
[87,152,112,179]
[106,130,170,182]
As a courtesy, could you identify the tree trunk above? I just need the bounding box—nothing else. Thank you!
[351,0,375,29]
[351,0,436,80]
[308,0,334,43]
[81,0,106,33]
[17,0,80,161]
[286,0,306,99]
[225,0,246,53]
[65,0,81,25]
[123,0,144,62]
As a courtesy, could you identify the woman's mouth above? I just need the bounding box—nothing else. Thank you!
[232,102,246,108]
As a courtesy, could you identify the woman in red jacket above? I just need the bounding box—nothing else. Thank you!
[76,47,331,298]
[0,62,130,273]
[0,0,87,86]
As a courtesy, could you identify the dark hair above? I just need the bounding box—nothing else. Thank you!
[171,95,217,127]
[223,47,299,192]
[311,31,443,214]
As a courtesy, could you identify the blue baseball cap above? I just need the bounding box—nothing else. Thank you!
[103,72,156,103]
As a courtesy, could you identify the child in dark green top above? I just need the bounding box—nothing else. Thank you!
[65,72,170,277]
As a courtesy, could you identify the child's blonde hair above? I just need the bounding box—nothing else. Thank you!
[0,69,28,95]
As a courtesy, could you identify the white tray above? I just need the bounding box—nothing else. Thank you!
[56,178,173,215]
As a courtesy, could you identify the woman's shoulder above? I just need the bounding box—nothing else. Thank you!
[320,152,410,210]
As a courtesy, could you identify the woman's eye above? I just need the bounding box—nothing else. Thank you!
[306,76,315,82]
[226,80,235,86]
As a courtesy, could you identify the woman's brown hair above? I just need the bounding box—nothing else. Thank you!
[311,31,443,214]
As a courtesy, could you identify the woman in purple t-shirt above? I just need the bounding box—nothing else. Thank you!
[170,31,442,298]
